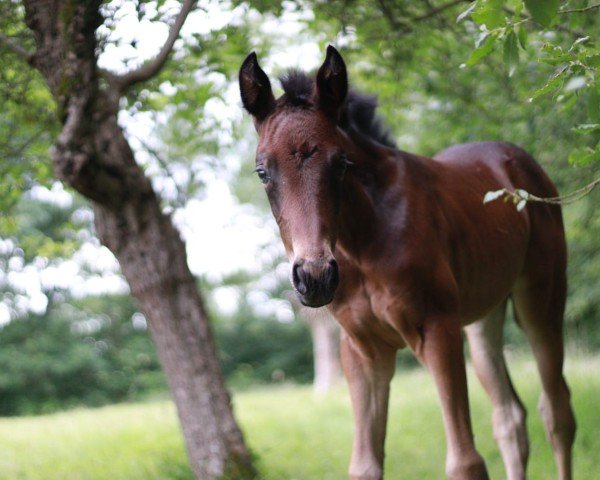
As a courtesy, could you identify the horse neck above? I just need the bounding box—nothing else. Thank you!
[337,140,416,260]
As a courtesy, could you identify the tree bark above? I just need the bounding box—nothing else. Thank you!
[301,307,342,394]
[20,1,255,478]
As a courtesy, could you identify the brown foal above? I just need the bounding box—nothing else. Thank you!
[239,45,575,480]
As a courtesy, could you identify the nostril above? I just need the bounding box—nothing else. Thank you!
[292,263,308,295]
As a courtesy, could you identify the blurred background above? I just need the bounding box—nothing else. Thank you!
[0,1,598,479]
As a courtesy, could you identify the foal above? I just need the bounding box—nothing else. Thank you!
[239,46,575,480]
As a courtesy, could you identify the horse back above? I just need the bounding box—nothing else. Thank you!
[434,141,560,199]
[425,141,566,321]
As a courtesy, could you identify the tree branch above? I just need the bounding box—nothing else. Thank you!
[485,176,600,208]
[501,7,586,39]
[376,0,471,37]
[559,3,600,14]
[5,129,45,158]
[376,0,412,34]
[113,0,196,92]
[0,32,33,62]
[412,0,470,22]
[135,135,188,208]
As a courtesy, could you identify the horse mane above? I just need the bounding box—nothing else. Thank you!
[279,70,397,149]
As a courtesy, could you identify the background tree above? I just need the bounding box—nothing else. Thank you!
[0,1,255,478]
[0,291,166,416]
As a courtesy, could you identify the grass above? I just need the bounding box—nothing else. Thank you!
[1,354,599,479]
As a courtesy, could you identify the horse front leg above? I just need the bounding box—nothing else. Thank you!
[415,316,489,480]
[340,331,396,480]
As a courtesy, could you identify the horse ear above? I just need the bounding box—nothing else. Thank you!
[239,52,276,123]
[315,45,348,121]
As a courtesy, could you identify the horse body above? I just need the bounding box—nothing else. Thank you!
[332,140,558,343]
[239,46,575,480]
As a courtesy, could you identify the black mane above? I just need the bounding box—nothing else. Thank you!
[279,70,397,149]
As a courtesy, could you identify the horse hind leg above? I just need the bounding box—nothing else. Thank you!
[465,300,529,480]
[512,276,576,480]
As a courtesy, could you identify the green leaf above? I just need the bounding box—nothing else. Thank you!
[471,0,504,29]
[503,30,519,77]
[568,147,600,167]
[582,53,600,69]
[483,189,505,203]
[514,2,523,17]
[530,66,568,100]
[524,0,559,28]
[560,93,579,112]
[517,25,528,50]
[573,124,600,135]
[456,2,477,23]
[539,44,572,65]
[570,36,590,51]
[516,189,530,200]
[466,33,497,67]
[588,89,600,123]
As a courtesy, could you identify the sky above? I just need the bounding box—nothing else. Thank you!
[1,0,326,324]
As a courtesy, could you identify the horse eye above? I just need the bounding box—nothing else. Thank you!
[255,167,270,184]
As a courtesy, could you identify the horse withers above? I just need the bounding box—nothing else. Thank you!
[239,45,575,480]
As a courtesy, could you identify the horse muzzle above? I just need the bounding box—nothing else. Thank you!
[292,258,339,307]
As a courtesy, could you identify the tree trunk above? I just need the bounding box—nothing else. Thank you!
[93,172,253,479]
[20,1,255,478]
[301,307,342,394]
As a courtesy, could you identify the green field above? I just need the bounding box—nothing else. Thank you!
[1,354,598,479]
